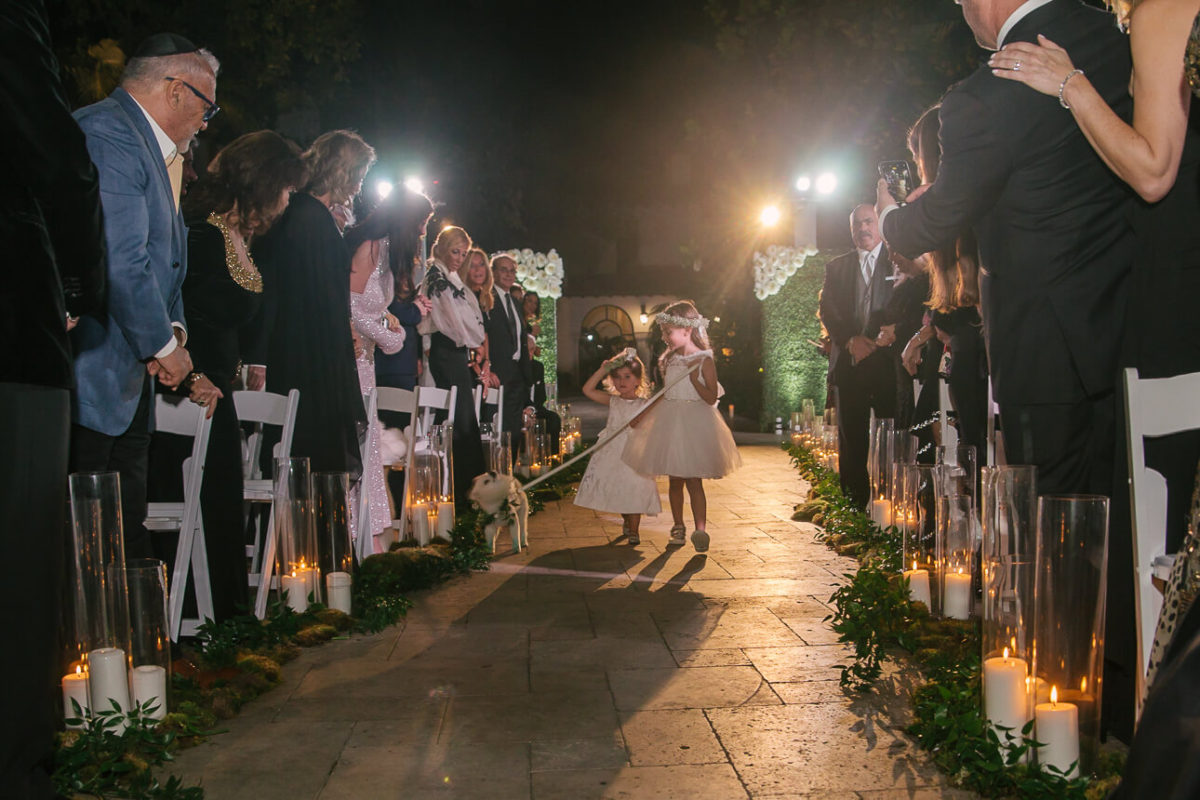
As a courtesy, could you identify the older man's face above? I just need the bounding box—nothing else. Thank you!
[164,69,217,147]
[850,205,881,252]
[492,258,517,290]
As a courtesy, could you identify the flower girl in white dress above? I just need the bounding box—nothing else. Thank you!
[574,349,661,544]
[623,301,741,552]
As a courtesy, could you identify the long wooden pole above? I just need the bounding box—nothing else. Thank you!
[519,363,700,491]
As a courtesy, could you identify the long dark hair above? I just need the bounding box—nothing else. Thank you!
[343,190,434,297]
[182,130,306,238]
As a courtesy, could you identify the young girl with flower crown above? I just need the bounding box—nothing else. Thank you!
[622,301,741,552]
[574,349,661,544]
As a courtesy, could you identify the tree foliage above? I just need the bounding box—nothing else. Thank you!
[49,0,363,137]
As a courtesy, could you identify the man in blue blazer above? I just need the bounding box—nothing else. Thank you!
[72,33,219,558]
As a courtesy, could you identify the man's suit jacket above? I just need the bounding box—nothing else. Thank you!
[1,0,106,390]
[484,288,532,389]
[819,245,894,382]
[72,88,187,435]
[882,0,1134,406]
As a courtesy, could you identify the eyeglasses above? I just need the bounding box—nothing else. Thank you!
[163,76,220,123]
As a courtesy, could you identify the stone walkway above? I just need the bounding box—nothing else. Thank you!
[168,445,975,799]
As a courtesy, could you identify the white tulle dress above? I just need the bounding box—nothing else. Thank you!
[622,350,742,479]
[575,397,661,515]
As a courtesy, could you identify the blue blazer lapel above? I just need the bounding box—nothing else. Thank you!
[110,88,174,214]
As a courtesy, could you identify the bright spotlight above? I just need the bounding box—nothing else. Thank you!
[795,175,812,193]
[639,313,649,325]
[404,176,425,195]
[759,205,782,227]
[376,179,394,200]
[815,172,838,195]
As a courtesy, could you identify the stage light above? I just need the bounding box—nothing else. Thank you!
[404,176,425,195]
[759,205,782,227]
[815,172,838,195]
[795,175,812,193]
[376,180,394,200]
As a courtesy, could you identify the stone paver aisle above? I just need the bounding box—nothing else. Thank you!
[169,445,974,799]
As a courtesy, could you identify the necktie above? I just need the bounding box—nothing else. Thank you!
[859,252,875,332]
[505,294,521,359]
[167,155,183,212]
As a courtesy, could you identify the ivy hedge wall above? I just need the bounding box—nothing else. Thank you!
[536,301,557,380]
[760,251,831,429]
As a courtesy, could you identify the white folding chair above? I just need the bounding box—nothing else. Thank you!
[1123,367,1200,719]
[232,389,300,620]
[357,387,419,560]
[414,384,458,439]
[472,384,505,433]
[144,395,213,641]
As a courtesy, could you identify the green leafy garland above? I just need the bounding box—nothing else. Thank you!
[785,441,1123,799]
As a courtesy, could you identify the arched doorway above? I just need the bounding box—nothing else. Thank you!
[578,304,635,383]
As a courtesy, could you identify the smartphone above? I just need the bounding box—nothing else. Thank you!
[879,160,917,203]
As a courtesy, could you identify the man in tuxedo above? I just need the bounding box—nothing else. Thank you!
[72,34,220,559]
[877,0,1133,498]
[0,2,106,795]
[486,255,535,437]
[819,204,896,507]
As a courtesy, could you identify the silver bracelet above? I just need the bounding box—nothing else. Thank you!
[1058,68,1084,110]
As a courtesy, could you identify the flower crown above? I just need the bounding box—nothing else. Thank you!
[656,311,708,329]
[603,347,641,373]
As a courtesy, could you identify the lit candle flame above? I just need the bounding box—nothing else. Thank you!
[912,560,918,572]
[1010,636,1016,651]
[1080,676,1087,693]
[1003,646,1010,661]
[1050,685,1058,706]
[75,665,83,676]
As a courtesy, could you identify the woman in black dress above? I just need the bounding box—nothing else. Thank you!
[247,130,376,478]
[170,131,305,622]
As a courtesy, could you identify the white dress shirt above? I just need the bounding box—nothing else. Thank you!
[129,94,186,359]
[996,0,1056,50]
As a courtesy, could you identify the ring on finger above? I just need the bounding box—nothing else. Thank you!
[1013,60,1021,71]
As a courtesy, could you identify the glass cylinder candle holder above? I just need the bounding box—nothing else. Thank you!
[274,457,318,613]
[126,559,170,720]
[408,453,440,546]
[531,433,550,478]
[902,464,938,614]
[892,430,919,468]
[936,444,978,508]
[493,431,514,476]
[1032,494,1109,778]
[313,472,353,614]
[68,472,132,721]
[435,423,455,505]
[936,494,976,620]
[980,465,1037,746]
[869,418,896,503]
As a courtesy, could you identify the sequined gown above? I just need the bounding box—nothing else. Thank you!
[351,242,406,553]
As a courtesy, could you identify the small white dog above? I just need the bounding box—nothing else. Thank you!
[468,471,529,554]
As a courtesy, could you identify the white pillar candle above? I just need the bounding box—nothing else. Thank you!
[61,666,90,727]
[130,664,168,719]
[983,649,1028,737]
[282,569,311,613]
[435,502,455,541]
[1035,687,1080,778]
[903,563,931,607]
[87,647,130,721]
[943,570,972,620]
[411,504,432,546]
[529,463,543,477]
[871,498,892,527]
[325,571,353,614]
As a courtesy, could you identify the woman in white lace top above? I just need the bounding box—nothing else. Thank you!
[420,226,487,508]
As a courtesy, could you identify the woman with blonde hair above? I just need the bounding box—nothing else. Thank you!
[459,247,499,390]
[247,129,376,485]
[420,226,487,508]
